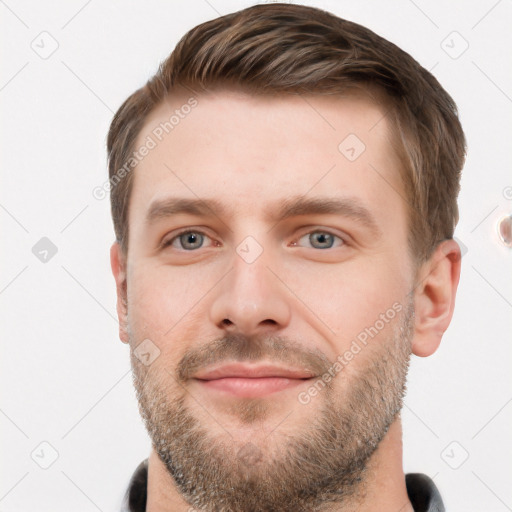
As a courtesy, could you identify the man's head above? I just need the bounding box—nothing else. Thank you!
[108,4,465,510]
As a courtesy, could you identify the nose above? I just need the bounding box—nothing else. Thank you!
[209,249,291,336]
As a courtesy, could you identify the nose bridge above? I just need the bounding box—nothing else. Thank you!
[209,243,291,334]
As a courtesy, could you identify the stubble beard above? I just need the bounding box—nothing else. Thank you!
[131,302,413,511]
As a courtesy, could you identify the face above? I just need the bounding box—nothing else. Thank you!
[120,89,417,510]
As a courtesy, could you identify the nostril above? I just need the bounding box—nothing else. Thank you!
[222,319,233,327]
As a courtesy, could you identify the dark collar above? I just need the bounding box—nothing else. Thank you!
[121,460,445,512]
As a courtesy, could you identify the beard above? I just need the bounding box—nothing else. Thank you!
[130,300,413,512]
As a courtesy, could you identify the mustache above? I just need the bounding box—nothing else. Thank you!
[176,333,333,382]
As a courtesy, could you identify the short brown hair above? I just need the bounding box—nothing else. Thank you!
[107,3,466,262]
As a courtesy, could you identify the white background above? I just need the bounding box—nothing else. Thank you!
[1,0,511,510]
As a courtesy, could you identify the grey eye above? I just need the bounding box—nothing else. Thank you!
[309,232,334,249]
[307,232,337,249]
[178,232,204,250]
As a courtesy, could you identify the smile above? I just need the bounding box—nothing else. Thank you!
[192,363,315,398]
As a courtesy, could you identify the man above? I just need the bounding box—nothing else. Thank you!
[108,3,465,511]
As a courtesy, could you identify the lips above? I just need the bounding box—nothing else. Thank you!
[193,363,316,380]
[192,363,315,398]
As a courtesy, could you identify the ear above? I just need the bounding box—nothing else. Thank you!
[411,239,461,357]
[110,242,129,344]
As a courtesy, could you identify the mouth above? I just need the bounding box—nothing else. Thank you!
[192,363,316,398]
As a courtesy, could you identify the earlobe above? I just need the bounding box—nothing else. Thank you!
[110,242,130,344]
[411,239,461,357]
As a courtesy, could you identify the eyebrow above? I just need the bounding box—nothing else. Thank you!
[145,196,381,236]
[146,198,227,225]
[275,196,381,236]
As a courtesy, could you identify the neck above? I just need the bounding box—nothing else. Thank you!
[146,417,414,512]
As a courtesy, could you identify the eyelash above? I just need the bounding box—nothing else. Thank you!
[161,228,346,250]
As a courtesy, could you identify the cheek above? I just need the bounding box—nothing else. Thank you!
[290,255,409,341]
[126,263,215,338]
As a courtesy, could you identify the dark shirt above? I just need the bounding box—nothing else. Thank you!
[121,459,445,511]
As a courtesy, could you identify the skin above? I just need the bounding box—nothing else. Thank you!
[111,88,461,511]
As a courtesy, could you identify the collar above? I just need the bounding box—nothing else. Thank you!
[121,460,445,511]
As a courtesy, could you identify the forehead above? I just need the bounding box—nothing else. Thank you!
[129,88,405,230]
